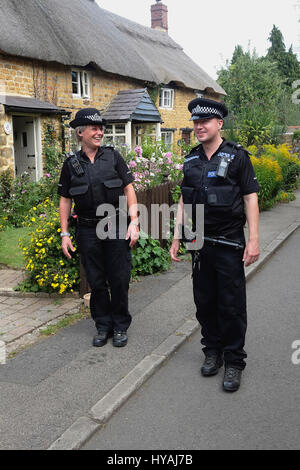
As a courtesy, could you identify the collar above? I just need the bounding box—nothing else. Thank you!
[79,147,103,162]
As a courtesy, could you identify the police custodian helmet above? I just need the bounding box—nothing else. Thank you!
[69,108,106,129]
[188,98,228,121]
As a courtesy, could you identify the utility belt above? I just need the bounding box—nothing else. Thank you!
[77,216,105,227]
[77,208,124,227]
[180,225,245,251]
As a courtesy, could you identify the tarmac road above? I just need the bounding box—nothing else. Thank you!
[82,228,300,451]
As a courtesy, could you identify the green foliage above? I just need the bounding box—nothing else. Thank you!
[125,138,183,191]
[262,144,300,191]
[248,143,300,210]
[0,171,60,230]
[267,25,300,88]
[292,130,300,143]
[43,122,65,174]
[0,168,14,199]
[218,25,300,146]
[170,185,182,204]
[18,201,80,294]
[131,232,170,278]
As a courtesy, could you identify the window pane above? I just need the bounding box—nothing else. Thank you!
[105,125,113,134]
[72,71,79,94]
[115,124,126,134]
[162,132,173,144]
[115,136,126,145]
[163,90,170,107]
[103,136,113,145]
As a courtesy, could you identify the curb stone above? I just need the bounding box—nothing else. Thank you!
[45,222,298,450]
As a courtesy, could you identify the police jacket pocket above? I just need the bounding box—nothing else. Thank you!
[69,184,89,196]
[207,186,234,206]
[103,178,124,205]
[181,186,196,205]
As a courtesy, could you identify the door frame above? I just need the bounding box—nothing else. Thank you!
[12,113,42,182]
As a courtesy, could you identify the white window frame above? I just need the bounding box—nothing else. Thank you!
[159,88,174,109]
[72,69,90,99]
[103,123,126,146]
[161,130,174,147]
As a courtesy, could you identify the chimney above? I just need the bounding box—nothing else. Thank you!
[151,0,168,33]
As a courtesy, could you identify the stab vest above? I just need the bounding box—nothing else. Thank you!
[182,141,246,226]
[66,147,124,216]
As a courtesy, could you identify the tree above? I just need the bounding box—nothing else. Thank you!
[217,48,287,146]
[267,25,300,87]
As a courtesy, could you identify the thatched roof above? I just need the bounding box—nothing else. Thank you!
[0,0,225,95]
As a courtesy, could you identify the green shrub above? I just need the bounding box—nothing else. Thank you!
[250,154,283,210]
[18,200,80,294]
[131,232,170,278]
[262,144,300,191]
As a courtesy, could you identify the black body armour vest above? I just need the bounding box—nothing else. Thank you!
[182,141,246,229]
[66,147,124,217]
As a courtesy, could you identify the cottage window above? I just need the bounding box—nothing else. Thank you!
[159,88,174,109]
[72,70,90,98]
[103,124,126,146]
[161,131,173,147]
[134,124,156,146]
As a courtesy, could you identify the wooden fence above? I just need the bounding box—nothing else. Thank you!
[79,181,179,297]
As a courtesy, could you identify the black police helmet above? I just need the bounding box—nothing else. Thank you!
[188,98,228,121]
[69,108,106,129]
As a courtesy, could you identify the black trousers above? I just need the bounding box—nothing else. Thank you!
[76,225,132,332]
[192,235,247,370]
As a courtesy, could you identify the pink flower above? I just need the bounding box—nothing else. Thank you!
[134,146,143,157]
[129,161,137,168]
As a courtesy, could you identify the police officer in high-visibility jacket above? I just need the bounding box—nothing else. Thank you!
[58,108,139,348]
[170,98,260,392]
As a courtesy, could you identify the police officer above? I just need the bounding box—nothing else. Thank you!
[170,98,260,392]
[58,108,139,348]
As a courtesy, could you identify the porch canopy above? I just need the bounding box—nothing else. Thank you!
[0,95,69,115]
[103,89,162,123]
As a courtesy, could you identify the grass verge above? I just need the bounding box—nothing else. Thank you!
[0,226,31,269]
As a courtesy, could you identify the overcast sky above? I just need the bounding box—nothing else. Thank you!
[96,0,299,80]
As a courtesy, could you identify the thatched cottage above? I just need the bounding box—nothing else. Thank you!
[0,0,225,181]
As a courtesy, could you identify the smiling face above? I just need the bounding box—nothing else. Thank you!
[193,117,223,144]
[79,125,105,151]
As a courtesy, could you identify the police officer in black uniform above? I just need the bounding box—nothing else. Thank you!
[170,98,260,392]
[58,108,139,348]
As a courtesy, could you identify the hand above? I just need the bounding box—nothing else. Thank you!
[243,239,260,267]
[61,236,76,259]
[126,223,139,248]
[170,239,181,262]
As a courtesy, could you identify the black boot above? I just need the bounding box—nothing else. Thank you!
[201,353,223,376]
[93,330,112,347]
[223,366,242,392]
[113,330,128,347]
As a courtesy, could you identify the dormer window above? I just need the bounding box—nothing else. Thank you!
[72,70,90,99]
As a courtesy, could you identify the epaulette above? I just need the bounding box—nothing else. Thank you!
[64,151,76,160]
[225,141,250,157]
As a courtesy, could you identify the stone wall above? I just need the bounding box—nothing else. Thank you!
[0,104,14,173]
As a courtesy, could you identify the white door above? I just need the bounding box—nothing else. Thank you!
[13,116,37,181]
